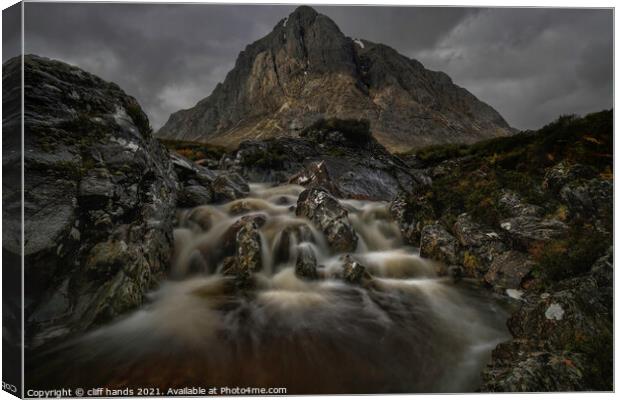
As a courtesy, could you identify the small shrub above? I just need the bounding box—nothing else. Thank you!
[301,118,372,144]
[533,227,609,283]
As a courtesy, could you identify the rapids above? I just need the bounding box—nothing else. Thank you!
[28,183,510,394]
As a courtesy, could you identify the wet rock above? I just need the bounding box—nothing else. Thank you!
[273,223,315,265]
[419,223,459,265]
[342,255,370,284]
[484,250,535,290]
[295,244,319,280]
[235,220,263,276]
[499,216,567,247]
[11,55,178,348]
[220,214,268,257]
[296,187,358,252]
[178,185,214,208]
[389,191,435,245]
[212,172,250,202]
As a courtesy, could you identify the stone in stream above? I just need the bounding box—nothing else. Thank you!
[341,255,371,284]
[236,220,263,274]
[221,219,263,285]
[296,187,358,253]
[274,223,315,265]
[220,214,268,259]
[295,244,319,280]
[5,55,179,349]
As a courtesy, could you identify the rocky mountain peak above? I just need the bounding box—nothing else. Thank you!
[158,6,513,151]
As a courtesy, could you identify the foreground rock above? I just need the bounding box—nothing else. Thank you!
[481,248,613,391]
[8,55,178,347]
[296,187,358,252]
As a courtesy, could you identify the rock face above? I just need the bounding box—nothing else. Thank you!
[158,6,512,152]
[5,55,178,348]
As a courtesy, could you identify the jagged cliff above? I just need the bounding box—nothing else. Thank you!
[158,6,513,151]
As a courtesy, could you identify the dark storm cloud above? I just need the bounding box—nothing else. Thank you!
[19,3,612,130]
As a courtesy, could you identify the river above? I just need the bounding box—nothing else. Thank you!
[29,183,510,394]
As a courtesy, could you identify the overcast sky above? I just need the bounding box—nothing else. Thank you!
[15,3,613,131]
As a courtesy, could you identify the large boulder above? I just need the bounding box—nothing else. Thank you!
[296,187,358,253]
[9,55,178,347]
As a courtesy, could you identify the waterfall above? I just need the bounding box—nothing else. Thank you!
[28,182,510,394]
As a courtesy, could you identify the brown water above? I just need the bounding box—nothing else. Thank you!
[28,184,510,394]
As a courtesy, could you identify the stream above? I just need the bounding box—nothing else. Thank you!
[29,183,510,394]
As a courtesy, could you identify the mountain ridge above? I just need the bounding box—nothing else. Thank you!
[158,6,513,151]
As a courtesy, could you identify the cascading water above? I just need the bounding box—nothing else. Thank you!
[28,183,510,394]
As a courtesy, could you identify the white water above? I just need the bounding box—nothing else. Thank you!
[31,183,510,393]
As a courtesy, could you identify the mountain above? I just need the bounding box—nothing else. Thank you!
[157,6,513,152]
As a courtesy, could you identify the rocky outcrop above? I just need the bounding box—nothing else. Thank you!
[419,223,459,265]
[171,152,249,206]
[481,248,612,391]
[389,191,434,245]
[9,55,178,348]
[296,187,358,253]
[158,6,512,152]
[220,119,418,201]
